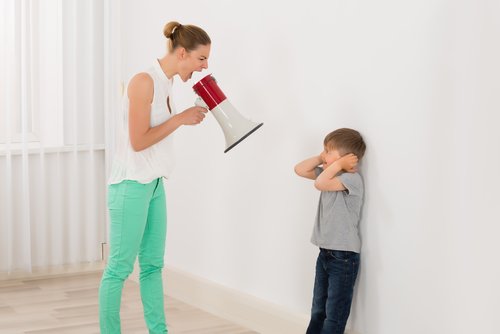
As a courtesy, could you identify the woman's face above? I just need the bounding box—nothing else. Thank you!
[178,44,211,82]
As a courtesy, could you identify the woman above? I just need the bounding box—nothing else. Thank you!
[99,21,211,333]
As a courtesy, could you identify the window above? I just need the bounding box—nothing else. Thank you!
[0,0,104,149]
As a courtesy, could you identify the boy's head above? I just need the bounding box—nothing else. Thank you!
[322,128,366,166]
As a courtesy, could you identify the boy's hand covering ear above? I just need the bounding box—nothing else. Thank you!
[338,153,358,173]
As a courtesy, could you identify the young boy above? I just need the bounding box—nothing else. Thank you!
[295,128,366,334]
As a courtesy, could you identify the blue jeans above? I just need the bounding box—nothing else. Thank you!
[306,249,360,334]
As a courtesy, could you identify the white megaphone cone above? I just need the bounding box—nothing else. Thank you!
[193,74,263,153]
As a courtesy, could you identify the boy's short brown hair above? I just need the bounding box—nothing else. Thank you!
[324,128,366,160]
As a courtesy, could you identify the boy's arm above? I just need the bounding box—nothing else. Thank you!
[314,154,358,191]
[294,155,322,180]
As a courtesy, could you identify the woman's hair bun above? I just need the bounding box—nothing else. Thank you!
[163,21,182,39]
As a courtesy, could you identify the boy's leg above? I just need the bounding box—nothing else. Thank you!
[99,181,153,334]
[138,178,168,334]
[306,250,329,334]
[321,250,360,334]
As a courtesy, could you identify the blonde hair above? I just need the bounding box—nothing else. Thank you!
[163,21,211,52]
[324,128,366,160]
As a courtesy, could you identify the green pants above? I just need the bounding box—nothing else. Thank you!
[99,178,167,334]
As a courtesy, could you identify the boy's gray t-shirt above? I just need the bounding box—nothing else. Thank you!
[311,167,364,253]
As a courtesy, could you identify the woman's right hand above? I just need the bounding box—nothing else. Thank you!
[176,106,208,125]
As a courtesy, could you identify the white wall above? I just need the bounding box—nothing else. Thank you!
[121,1,500,333]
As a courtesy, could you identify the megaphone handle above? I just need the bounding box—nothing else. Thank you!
[195,97,209,110]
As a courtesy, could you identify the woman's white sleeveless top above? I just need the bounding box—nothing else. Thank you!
[108,60,177,185]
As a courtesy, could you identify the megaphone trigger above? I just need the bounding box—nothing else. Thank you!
[195,97,209,110]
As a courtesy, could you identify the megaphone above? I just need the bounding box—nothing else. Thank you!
[192,74,263,153]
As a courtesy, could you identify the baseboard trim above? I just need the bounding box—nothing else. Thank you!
[0,261,105,281]
[130,265,308,333]
[130,265,361,334]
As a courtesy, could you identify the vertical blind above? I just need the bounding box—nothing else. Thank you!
[0,0,108,274]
